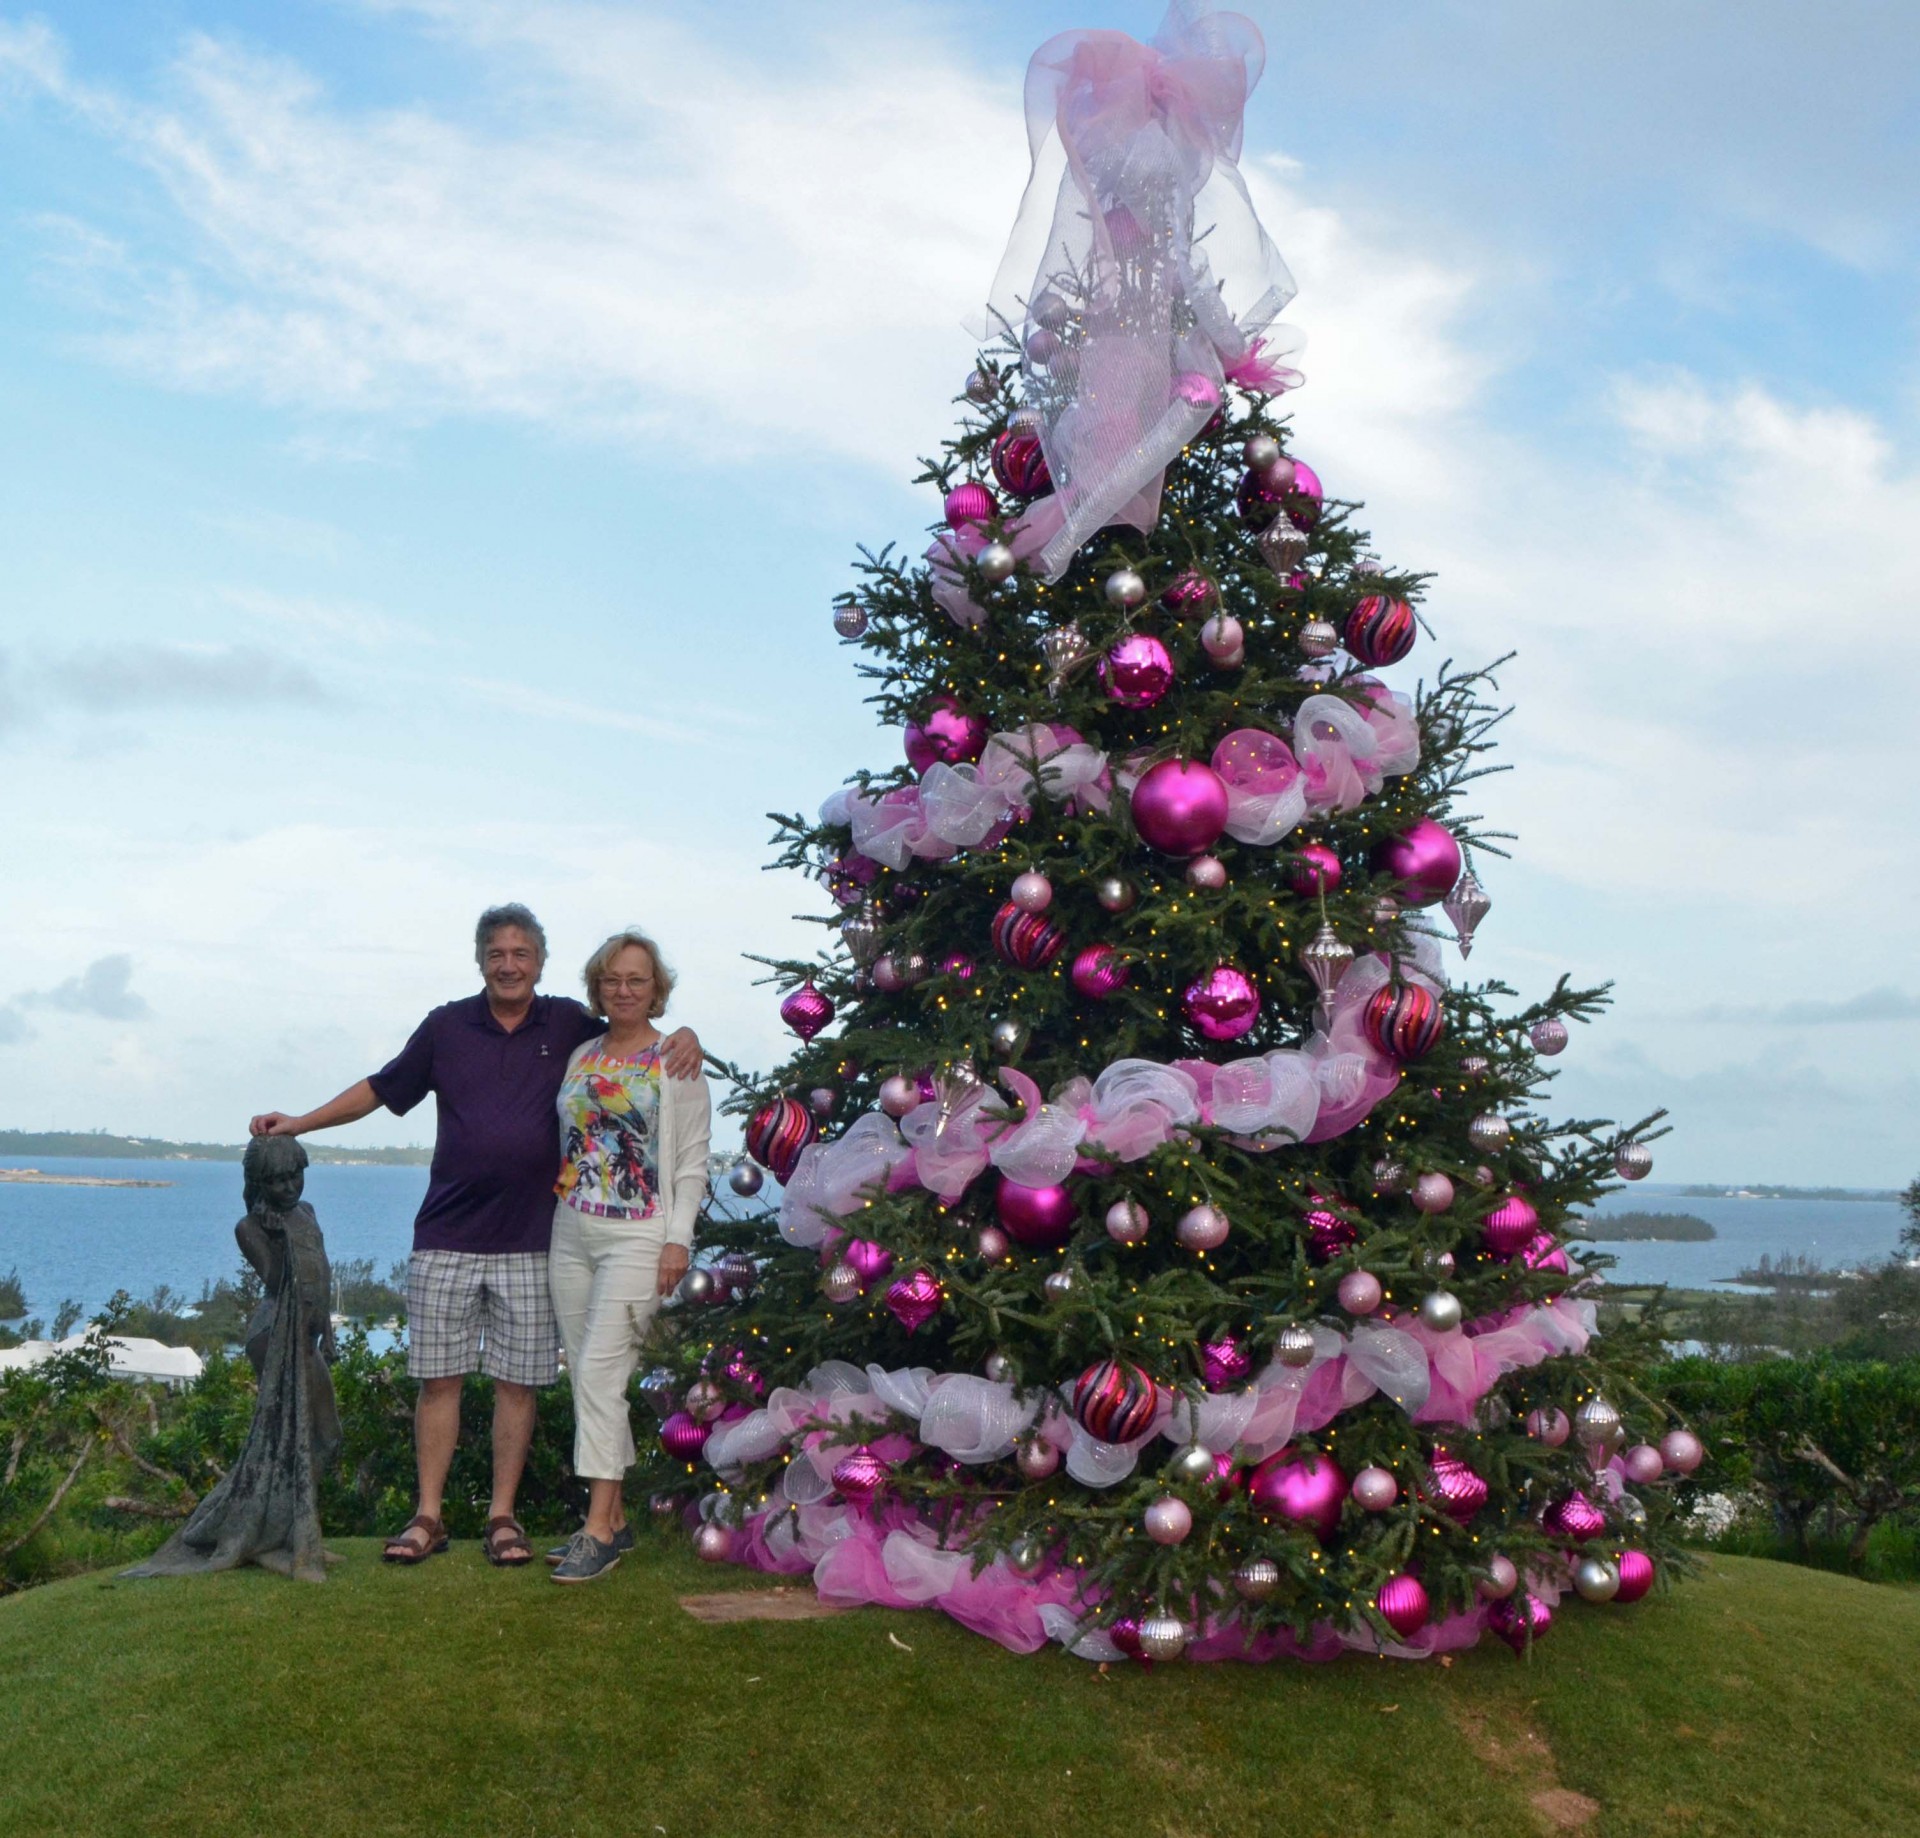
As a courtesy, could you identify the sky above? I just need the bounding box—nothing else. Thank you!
[0,0,1916,1183]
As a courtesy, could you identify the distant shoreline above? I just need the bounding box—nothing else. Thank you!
[1679,1184,1899,1204]
[0,1131,431,1167]
[0,1169,171,1189]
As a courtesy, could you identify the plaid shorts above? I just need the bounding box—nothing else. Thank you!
[406,1250,560,1386]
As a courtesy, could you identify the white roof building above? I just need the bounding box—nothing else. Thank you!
[0,1334,205,1387]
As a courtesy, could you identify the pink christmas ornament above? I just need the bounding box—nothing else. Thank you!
[1105,1198,1150,1244]
[692,1522,732,1562]
[973,1224,1012,1262]
[1344,595,1416,667]
[1185,854,1228,890]
[1288,843,1342,897]
[1483,1195,1541,1260]
[1199,1337,1251,1391]
[1542,1489,1607,1541]
[1660,1428,1705,1474]
[940,951,976,981]
[996,1175,1079,1248]
[1247,1448,1347,1541]
[824,848,880,907]
[1183,964,1260,1041]
[1426,1449,1489,1521]
[1363,980,1445,1062]
[744,1096,817,1182]
[904,696,990,773]
[1145,1496,1193,1545]
[1175,1203,1230,1251]
[990,901,1067,970]
[1623,1444,1666,1486]
[779,979,835,1044]
[844,1239,896,1289]
[1613,1549,1655,1604]
[1131,758,1230,856]
[659,1412,709,1462]
[831,1447,891,1507]
[1172,370,1222,410]
[879,1074,920,1118]
[1072,1357,1159,1442]
[1200,614,1245,665]
[990,429,1051,497]
[1477,1553,1520,1600]
[1101,632,1175,708]
[1337,1270,1383,1316]
[1521,1231,1571,1277]
[1488,1591,1552,1653]
[884,1268,944,1333]
[1283,457,1324,529]
[1376,1574,1430,1639]
[1371,818,1464,908]
[1160,569,1217,618]
[1412,1172,1455,1215]
[1010,869,1054,913]
[1070,943,1128,1000]
[1351,1466,1399,1512]
[1305,1204,1358,1262]
[943,481,998,528]
[1526,1408,1571,1448]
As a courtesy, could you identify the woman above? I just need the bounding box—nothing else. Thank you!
[546,928,711,1582]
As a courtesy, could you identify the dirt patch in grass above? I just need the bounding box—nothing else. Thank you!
[678,1588,847,1622]
[1451,1701,1600,1832]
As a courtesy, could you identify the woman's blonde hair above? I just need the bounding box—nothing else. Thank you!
[582,929,675,1020]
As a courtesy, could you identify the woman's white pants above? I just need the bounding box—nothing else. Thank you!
[548,1199,667,1482]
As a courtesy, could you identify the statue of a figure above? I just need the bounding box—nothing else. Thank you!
[128,1136,342,1582]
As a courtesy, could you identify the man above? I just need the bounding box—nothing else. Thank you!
[249,903,702,1566]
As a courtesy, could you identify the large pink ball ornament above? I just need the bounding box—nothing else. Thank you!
[1476,1553,1520,1601]
[1370,818,1464,908]
[1337,1270,1383,1316]
[1344,595,1416,668]
[879,1074,921,1118]
[943,481,998,528]
[1145,1497,1193,1546]
[744,1096,818,1182]
[659,1411,710,1462]
[990,429,1052,497]
[1073,1358,1160,1442]
[1526,1407,1571,1447]
[996,1175,1079,1248]
[1376,1574,1430,1639]
[1289,844,1342,897]
[1200,615,1245,667]
[1483,1195,1541,1260]
[1613,1549,1656,1604]
[844,1238,896,1288]
[1161,569,1217,618]
[692,1522,733,1563]
[990,901,1066,971]
[1017,1437,1060,1480]
[1412,1171,1455,1215]
[1660,1428,1705,1475]
[1199,1337,1252,1390]
[1487,1591,1552,1653]
[1363,981,1445,1062]
[1101,633,1175,708]
[1426,1449,1489,1521]
[1175,1203,1230,1251]
[1010,870,1054,914]
[1283,457,1324,529]
[1183,965,1261,1041]
[1070,944,1128,1000]
[1131,759,1230,856]
[1622,1443,1666,1486]
[1105,1198,1150,1244]
[1247,1449,1347,1540]
[1351,1466,1399,1512]
[904,696,989,773]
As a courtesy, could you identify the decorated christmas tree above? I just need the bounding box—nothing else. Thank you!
[639,4,1695,1664]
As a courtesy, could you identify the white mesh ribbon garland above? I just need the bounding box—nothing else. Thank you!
[984,3,1299,580]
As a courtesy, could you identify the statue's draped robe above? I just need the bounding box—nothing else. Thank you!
[127,1204,341,1583]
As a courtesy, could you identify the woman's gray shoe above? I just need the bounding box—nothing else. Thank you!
[550,1530,623,1583]
[547,1523,635,1566]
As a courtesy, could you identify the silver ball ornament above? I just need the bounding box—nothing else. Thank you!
[978,541,1016,585]
[1094,876,1137,913]
[1017,1438,1061,1480]
[1103,567,1147,609]
[1031,290,1071,331]
[1372,1158,1408,1196]
[1243,433,1282,471]
[1460,1053,1492,1080]
[692,1522,733,1563]
[1233,1557,1281,1601]
[1007,1533,1047,1577]
[639,1366,677,1414]
[727,1158,765,1197]
[1042,1268,1076,1301]
[1275,1323,1317,1368]
[821,1261,863,1305]
[1176,1203,1230,1251]
[1298,618,1341,659]
[1530,1018,1569,1056]
[1467,1113,1512,1153]
[832,605,869,640]
[684,1378,725,1423]
[1136,1614,1189,1661]
[974,1225,1012,1263]
[1615,1141,1654,1181]
[1574,1557,1621,1603]
[983,1350,1017,1383]
[1418,1290,1464,1333]
[1416,1247,1456,1277]
[964,368,997,404]
[1105,1198,1150,1244]
[1575,1397,1624,1451]
[678,1268,718,1306]
[1166,1442,1217,1486]
[1618,1494,1649,1529]
[987,1017,1028,1058]
[1185,854,1228,890]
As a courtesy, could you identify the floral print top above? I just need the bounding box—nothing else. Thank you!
[555,1041,662,1219]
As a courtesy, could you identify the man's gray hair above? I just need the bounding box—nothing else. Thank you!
[475,903,548,967]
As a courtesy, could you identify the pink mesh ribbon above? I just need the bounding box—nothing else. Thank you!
[985,4,1299,579]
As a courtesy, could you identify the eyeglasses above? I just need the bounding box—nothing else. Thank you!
[602,977,654,994]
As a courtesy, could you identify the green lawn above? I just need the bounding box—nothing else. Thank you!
[3,1542,1916,1837]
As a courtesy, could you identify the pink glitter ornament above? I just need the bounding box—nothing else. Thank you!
[1160,569,1217,618]
[1131,758,1230,856]
[659,1411,709,1462]
[996,1175,1078,1248]
[884,1268,944,1333]
[1351,1465,1399,1512]
[1371,818,1463,908]
[1183,964,1260,1041]
[973,1225,1012,1262]
[1542,1489,1607,1541]
[1105,1198,1150,1244]
[844,1239,896,1289]
[1070,943,1128,1000]
[1412,1172,1455,1215]
[1247,1448,1347,1540]
[1623,1444,1666,1486]
[831,1447,891,1508]
[1185,855,1228,891]
[1199,1337,1251,1391]
[1483,1195,1541,1260]
[1200,615,1245,665]
[1101,632,1175,708]
[1487,1591,1552,1653]
[943,481,998,528]
[1477,1554,1520,1600]
[1337,1270,1383,1315]
[1176,1203,1230,1251]
[879,1074,920,1118]
[1526,1407,1571,1448]
[1613,1549,1655,1604]
[1660,1428,1705,1474]
[904,696,990,773]
[1376,1574,1430,1639]
[1010,870,1054,913]
[778,979,834,1044]
[1145,1496,1193,1545]
[1288,843,1342,897]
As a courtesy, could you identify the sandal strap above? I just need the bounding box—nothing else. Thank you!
[386,1514,445,1549]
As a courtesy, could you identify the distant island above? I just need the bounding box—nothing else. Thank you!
[0,1130,431,1167]
[1579,1210,1716,1242]
[1680,1184,1898,1203]
[0,1168,171,1188]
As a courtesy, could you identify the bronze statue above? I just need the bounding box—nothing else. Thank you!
[128,1136,342,1582]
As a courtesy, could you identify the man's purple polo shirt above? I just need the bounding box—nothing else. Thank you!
[370,993,600,1256]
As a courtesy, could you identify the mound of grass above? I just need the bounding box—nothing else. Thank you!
[3,1543,1916,1837]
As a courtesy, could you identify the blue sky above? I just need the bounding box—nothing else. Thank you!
[0,1,1916,1183]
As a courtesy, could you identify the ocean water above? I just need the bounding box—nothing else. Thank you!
[0,1160,1907,1321]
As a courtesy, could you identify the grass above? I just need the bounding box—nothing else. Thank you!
[3,1542,1917,1837]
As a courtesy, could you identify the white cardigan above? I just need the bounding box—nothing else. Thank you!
[562,1035,713,1247]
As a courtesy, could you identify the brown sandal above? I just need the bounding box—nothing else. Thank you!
[484,1515,533,1567]
[382,1514,448,1564]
